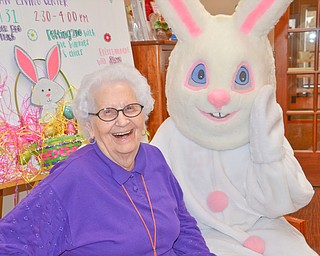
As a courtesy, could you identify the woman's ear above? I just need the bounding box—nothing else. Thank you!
[86,121,94,138]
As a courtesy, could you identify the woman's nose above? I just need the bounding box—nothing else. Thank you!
[115,111,129,125]
[207,89,230,110]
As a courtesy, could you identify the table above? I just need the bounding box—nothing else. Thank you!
[0,174,47,218]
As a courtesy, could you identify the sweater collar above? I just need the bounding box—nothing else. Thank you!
[92,143,147,185]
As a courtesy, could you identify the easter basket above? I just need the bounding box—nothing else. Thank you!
[41,134,83,169]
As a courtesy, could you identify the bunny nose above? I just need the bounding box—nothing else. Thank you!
[208,89,230,110]
[46,93,51,97]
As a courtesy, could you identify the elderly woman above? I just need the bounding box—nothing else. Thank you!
[0,63,215,256]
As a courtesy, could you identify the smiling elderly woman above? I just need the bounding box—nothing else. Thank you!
[0,63,215,256]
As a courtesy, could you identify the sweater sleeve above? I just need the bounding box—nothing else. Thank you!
[171,176,216,256]
[0,182,73,256]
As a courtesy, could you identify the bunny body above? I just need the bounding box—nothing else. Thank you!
[151,0,317,255]
[14,45,65,123]
[153,117,316,256]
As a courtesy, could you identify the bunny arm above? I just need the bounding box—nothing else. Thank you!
[246,144,314,217]
[247,85,314,216]
[249,85,285,164]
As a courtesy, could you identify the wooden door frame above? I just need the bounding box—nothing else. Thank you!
[275,9,320,186]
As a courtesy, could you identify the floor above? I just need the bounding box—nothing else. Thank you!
[289,187,320,254]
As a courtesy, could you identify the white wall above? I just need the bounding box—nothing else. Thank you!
[200,0,239,15]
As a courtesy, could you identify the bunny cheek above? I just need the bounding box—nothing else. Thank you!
[172,109,250,150]
[168,88,250,150]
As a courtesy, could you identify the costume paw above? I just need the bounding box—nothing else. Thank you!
[249,85,285,163]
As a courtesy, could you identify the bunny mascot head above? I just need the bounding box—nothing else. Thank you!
[151,0,317,255]
[159,0,290,150]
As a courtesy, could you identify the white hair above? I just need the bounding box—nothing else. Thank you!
[72,63,155,139]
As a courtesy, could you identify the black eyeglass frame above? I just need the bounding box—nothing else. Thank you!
[88,103,144,122]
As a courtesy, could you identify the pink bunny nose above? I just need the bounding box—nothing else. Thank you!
[208,89,230,110]
[46,93,51,97]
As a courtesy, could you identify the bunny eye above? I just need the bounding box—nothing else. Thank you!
[187,63,207,89]
[233,65,253,92]
[235,66,249,85]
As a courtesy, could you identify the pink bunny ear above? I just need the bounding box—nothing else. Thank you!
[235,0,292,36]
[46,45,61,81]
[240,0,275,34]
[155,0,209,41]
[168,0,202,37]
[14,45,38,83]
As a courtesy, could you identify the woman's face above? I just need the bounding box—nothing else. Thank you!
[87,80,145,168]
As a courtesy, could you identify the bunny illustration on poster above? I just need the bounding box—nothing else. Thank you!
[151,0,317,255]
[14,45,65,123]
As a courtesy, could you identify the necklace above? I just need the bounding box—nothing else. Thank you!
[122,175,157,256]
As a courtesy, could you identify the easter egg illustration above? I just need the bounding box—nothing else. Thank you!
[63,105,74,119]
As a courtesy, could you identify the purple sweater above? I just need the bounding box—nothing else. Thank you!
[0,143,215,255]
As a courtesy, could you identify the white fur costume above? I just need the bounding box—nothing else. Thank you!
[151,0,317,255]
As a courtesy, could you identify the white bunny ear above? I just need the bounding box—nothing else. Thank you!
[155,0,210,41]
[46,45,61,81]
[14,45,39,83]
[234,0,293,36]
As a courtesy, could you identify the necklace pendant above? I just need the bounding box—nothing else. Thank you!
[153,248,157,256]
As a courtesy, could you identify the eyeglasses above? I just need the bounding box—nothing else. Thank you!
[88,103,144,122]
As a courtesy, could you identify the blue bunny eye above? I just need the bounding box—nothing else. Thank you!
[188,63,207,88]
[234,66,251,90]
